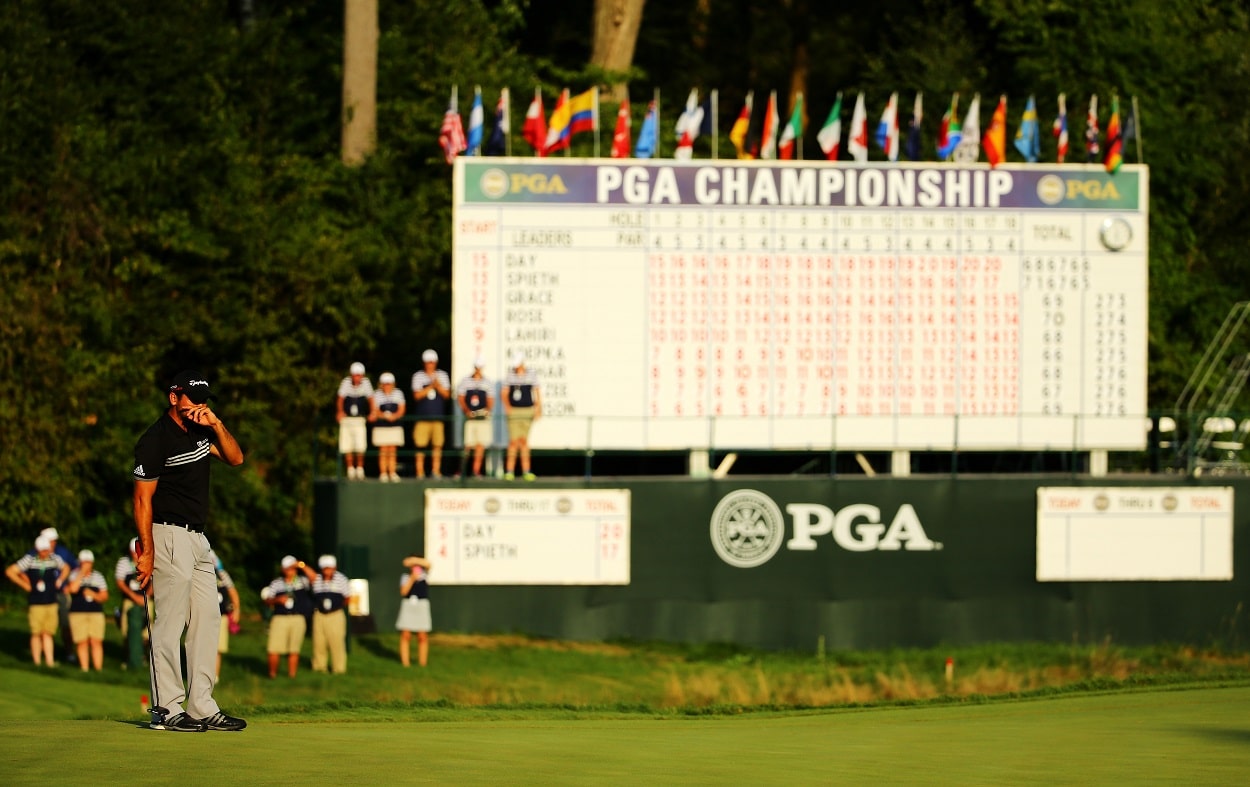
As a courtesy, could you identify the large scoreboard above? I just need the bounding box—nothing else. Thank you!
[452,159,1148,451]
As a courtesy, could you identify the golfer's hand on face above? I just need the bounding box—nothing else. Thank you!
[186,404,220,428]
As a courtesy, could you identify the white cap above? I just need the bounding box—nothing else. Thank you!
[78,549,95,563]
[129,537,139,555]
[511,351,525,368]
[379,372,395,385]
[35,535,52,551]
[422,349,438,363]
[41,527,59,541]
[281,555,298,569]
[473,356,485,368]
[318,554,337,569]
[350,362,365,376]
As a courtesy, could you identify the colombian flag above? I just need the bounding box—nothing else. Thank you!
[569,88,598,135]
[1104,95,1123,173]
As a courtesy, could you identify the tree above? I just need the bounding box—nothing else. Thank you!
[592,0,647,100]
[342,0,380,165]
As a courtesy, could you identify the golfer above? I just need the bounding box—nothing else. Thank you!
[133,369,247,732]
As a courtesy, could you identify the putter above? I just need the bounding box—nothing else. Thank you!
[145,603,169,726]
[136,542,168,727]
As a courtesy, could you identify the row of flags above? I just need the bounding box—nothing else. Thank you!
[439,86,1140,173]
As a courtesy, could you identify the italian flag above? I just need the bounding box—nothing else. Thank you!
[778,93,804,160]
[817,92,843,160]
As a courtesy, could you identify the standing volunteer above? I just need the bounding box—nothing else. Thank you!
[133,369,247,732]
[309,554,353,674]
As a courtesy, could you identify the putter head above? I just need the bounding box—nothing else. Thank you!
[148,705,169,726]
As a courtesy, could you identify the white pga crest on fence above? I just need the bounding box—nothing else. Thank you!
[711,490,941,567]
[709,489,786,568]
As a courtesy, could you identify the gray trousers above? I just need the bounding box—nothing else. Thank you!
[151,523,221,719]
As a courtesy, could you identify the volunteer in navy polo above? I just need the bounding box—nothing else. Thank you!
[501,352,542,481]
[309,554,353,674]
[455,357,495,478]
[410,349,452,478]
[66,549,109,672]
[5,534,69,666]
[263,555,314,678]
[132,369,247,732]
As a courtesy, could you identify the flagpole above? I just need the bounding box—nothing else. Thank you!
[796,91,804,160]
[563,88,571,158]
[715,88,725,161]
[1131,94,1143,163]
[654,88,662,159]
[593,86,601,159]
[533,86,541,157]
[471,84,481,155]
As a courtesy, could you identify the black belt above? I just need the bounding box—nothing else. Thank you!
[155,521,205,534]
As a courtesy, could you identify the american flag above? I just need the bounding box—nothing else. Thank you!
[1084,94,1100,162]
[439,89,467,165]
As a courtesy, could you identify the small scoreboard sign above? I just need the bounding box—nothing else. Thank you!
[425,489,630,585]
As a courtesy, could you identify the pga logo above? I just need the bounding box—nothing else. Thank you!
[709,489,940,568]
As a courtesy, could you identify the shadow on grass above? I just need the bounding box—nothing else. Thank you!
[352,634,399,663]
[1174,725,1250,745]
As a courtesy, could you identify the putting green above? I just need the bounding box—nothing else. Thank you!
[3,685,1249,784]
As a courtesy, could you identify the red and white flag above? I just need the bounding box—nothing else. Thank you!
[522,89,547,156]
[847,92,868,162]
[674,89,704,159]
[610,98,631,158]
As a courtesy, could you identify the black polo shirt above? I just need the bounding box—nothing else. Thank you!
[133,411,216,528]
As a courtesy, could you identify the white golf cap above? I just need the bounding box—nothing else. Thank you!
[41,527,59,541]
[350,362,365,375]
[511,351,525,368]
[422,349,438,363]
[379,372,395,385]
[318,554,337,569]
[281,555,297,569]
[78,549,95,562]
[35,535,52,551]
[473,356,485,368]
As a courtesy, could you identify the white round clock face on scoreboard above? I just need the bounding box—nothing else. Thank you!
[1099,217,1133,251]
[453,160,1149,453]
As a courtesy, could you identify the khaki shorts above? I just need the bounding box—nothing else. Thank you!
[69,612,106,643]
[507,407,535,441]
[219,615,231,653]
[267,613,306,654]
[339,416,368,454]
[413,420,445,448]
[464,418,492,447]
[28,603,58,636]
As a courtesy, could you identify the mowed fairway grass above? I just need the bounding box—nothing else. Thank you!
[1,607,1249,784]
